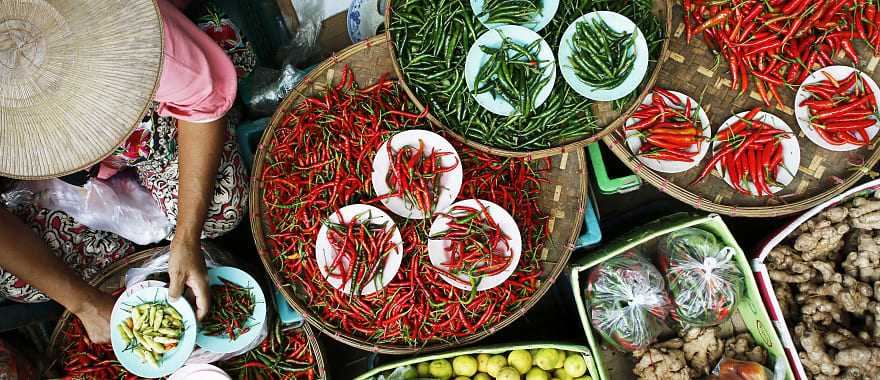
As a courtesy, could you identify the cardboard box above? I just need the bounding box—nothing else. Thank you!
[570,213,795,380]
[354,342,599,380]
[752,179,880,380]
[276,0,354,59]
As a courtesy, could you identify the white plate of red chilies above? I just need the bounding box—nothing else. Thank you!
[427,199,522,291]
[624,88,711,173]
[315,204,404,295]
[795,65,880,152]
[709,109,800,196]
[371,130,463,220]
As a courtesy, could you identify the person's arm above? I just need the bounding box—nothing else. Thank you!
[167,116,226,320]
[0,208,114,342]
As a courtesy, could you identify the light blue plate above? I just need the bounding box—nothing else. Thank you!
[464,25,557,116]
[196,267,267,354]
[111,287,197,379]
[470,0,560,32]
[558,11,650,101]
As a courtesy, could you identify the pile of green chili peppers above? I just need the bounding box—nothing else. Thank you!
[390,0,664,151]
[571,17,637,90]
[474,37,551,116]
[478,0,542,25]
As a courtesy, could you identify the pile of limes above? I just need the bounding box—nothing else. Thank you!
[404,348,590,380]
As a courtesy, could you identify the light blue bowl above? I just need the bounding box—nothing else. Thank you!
[464,25,557,116]
[195,267,267,354]
[111,287,197,379]
[558,11,650,101]
[470,0,560,32]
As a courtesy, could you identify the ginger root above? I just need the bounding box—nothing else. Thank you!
[722,333,767,364]
[795,323,840,377]
[842,232,880,282]
[794,219,849,261]
[680,327,723,376]
[850,198,880,230]
[767,245,816,283]
[633,342,691,380]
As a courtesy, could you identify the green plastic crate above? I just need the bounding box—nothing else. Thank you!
[354,342,599,380]
[587,144,641,195]
[569,213,794,380]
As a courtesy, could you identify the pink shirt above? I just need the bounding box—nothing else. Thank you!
[154,0,237,123]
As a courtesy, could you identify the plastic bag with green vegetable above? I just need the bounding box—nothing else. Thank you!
[658,227,744,327]
[586,252,670,351]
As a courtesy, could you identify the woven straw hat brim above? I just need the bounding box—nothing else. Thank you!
[0,0,163,179]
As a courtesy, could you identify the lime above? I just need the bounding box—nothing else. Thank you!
[453,355,478,377]
[402,367,418,379]
[507,350,533,374]
[474,373,492,380]
[554,369,573,380]
[486,355,508,377]
[574,377,592,380]
[553,351,565,369]
[453,377,471,380]
[497,366,521,380]
[417,362,430,376]
[430,359,453,379]
[563,355,587,378]
[534,348,559,371]
[477,353,491,373]
[526,367,550,380]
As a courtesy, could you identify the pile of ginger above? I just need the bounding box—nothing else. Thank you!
[767,194,880,379]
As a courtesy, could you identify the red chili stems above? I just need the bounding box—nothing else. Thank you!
[324,213,397,295]
[691,107,791,196]
[803,71,878,146]
[260,65,548,345]
[685,0,879,106]
[431,201,512,288]
[202,277,257,340]
[626,87,705,163]
[372,139,458,214]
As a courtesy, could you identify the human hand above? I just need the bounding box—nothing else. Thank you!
[75,291,115,344]
[168,238,210,320]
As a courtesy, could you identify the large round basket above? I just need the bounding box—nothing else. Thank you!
[603,4,880,218]
[46,247,327,379]
[249,34,589,354]
[385,0,673,158]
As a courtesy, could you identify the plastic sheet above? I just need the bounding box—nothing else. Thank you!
[125,245,268,364]
[586,252,670,351]
[1,174,172,245]
[659,227,744,327]
[239,64,307,117]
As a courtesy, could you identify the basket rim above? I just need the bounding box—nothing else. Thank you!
[603,133,880,217]
[247,35,588,354]
[382,0,674,159]
[46,247,327,379]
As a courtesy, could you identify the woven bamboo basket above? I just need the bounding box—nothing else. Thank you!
[384,0,673,158]
[249,34,589,354]
[603,4,880,218]
[45,247,326,379]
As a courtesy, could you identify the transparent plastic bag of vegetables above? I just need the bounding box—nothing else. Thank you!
[586,252,670,351]
[658,227,744,327]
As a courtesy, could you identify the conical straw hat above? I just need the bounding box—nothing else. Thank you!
[0,0,163,179]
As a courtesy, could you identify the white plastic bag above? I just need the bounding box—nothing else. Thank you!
[2,174,172,245]
[125,245,269,364]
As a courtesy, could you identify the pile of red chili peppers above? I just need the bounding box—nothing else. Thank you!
[218,319,317,380]
[260,65,548,345]
[202,277,257,340]
[684,0,879,106]
[431,201,512,287]
[803,70,878,146]
[626,87,705,163]
[324,215,397,295]
[373,139,458,214]
[692,107,791,195]
[59,317,132,380]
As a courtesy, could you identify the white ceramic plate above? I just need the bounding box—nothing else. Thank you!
[169,364,231,380]
[315,204,403,295]
[558,11,650,101]
[371,130,463,219]
[794,65,880,152]
[712,111,801,196]
[465,25,557,116]
[111,287,197,379]
[470,0,560,32]
[427,199,522,291]
[625,90,712,173]
[195,267,267,354]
